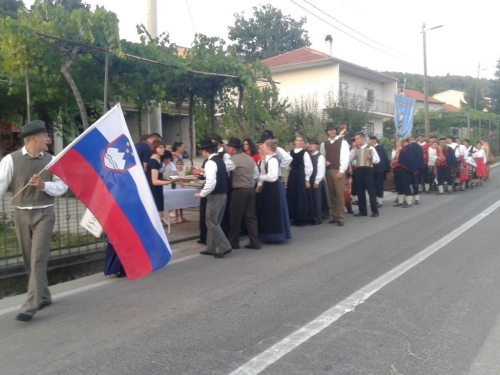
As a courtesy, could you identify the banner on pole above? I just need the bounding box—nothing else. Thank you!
[395,94,416,140]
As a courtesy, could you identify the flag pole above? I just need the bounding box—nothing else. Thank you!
[8,167,49,204]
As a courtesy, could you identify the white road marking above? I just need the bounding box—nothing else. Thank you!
[229,199,500,375]
[0,253,200,317]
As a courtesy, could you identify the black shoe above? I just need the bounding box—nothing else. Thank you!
[214,249,232,258]
[415,200,420,205]
[393,203,402,207]
[371,213,379,218]
[346,207,354,214]
[337,221,344,226]
[38,302,52,310]
[329,219,338,224]
[376,203,382,208]
[15,313,32,322]
[310,218,322,225]
[244,244,261,250]
[295,220,307,227]
[200,251,216,256]
[197,240,206,245]
[354,213,367,217]
[402,202,409,208]
[231,244,240,249]
[116,272,127,278]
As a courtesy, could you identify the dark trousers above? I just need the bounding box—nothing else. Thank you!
[419,166,430,184]
[206,194,231,254]
[311,181,325,220]
[199,197,207,243]
[437,166,453,186]
[228,188,260,248]
[354,167,378,215]
[394,167,412,196]
[373,172,385,198]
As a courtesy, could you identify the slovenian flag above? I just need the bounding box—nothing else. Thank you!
[46,104,171,280]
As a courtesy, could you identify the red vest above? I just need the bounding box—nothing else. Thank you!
[419,142,430,165]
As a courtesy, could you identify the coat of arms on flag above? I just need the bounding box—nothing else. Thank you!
[395,94,416,141]
[46,105,171,280]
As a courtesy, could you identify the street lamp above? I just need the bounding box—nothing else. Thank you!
[422,23,443,139]
[474,62,487,110]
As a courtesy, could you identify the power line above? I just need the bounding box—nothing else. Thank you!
[185,0,197,34]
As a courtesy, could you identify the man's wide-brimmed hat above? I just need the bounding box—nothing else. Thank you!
[210,133,224,144]
[308,138,320,145]
[18,120,47,139]
[199,139,217,150]
[227,138,242,148]
[325,122,337,132]
[262,129,275,139]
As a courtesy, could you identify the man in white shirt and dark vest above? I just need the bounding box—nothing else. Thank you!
[319,122,349,226]
[194,139,232,258]
[0,121,68,321]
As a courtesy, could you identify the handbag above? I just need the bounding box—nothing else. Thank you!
[487,152,495,164]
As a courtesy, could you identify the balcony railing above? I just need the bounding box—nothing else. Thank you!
[338,92,394,116]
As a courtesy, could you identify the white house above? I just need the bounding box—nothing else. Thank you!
[432,90,466,108]
[261,47,398,137]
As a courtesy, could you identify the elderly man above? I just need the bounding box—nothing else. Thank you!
[225,138,261,250]
[194,139,232,258]
[0,121,68,321]
[320,122,349,226]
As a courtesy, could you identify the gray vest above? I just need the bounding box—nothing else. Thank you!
[10,149,55,207]
[231,152,255,189]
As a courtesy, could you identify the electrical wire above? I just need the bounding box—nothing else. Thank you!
[185,0,197,34]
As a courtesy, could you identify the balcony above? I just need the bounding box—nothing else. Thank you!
[338,92,394,117]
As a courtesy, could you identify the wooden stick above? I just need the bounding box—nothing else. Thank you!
[8,167,48,204]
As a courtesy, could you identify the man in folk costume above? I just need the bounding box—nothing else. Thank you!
[446,135,460,190]
[368,135,390,208]
[406,136,425,205]
[0,121,68,321]
[349,132,380,217]
[307,138,328,225]
[393,139,419,207]
[455,137,469,191]
[463,139,477,189]
[435,137,458,195]
[417,134,432,193]
[194,139,232,258]
[348,136,358,211]
[320,123,350,226]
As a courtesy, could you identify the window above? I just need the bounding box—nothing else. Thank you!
[365,89,374,103]
[339,82,348,95]
[366,122,374,136]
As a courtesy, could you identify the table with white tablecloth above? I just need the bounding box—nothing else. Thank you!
[163,186,201,232]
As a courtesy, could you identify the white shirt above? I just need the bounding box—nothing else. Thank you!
[428,147,437,166]
[160,161,177,179]
[319,136,350,174]
[292,148,313,181]
[252,164,260,181]
[276,146,292,170]
[391,147,399,163]
[258,155,280,186]
[200,154,218,198]
[310,151,326,185]
[218,147,235,173]
[474,149,487,163]
[0,147,68,208]
[457,144,467,158]
[465,146,477,167]
[448,142,459,157]
[349,143,380,166]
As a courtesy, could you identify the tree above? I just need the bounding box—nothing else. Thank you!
[489,58,500,114]
[0,0,25,18]
[228,4,311,62]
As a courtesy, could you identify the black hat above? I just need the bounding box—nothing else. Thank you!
[439,137,446,141]
[325,122,337,132]
[210,133,223,144]
[227,138,242,148]
[257,135,268,144]
[262,129,274,139]
[18,120,47,139]
[308,138,320,145]
[368,135,377,140]
[199,139,217,150]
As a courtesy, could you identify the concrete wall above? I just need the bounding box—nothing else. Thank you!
[162,114,194,157]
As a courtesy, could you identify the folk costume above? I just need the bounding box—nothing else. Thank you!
[287,148,314,225]
[436,141,458,194]
[369,136,390,207]
[408,141,424,205]
[393,143,418,207]
[257,155,292,243]
[320,124,350,225]
[428,145,438,191]
[418,137,432,192]
[464,145,478,188]
[308,138,328,225]
[474,149,488,178]
[349,142,380,217]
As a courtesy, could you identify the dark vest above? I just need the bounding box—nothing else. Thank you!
[10,149,55,207]
[290,149,306,170]
[309,152,320,184]
[209,155,228,195]
[265,155,280,174]
[324,139,342,169]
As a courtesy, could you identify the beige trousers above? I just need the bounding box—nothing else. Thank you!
[14,206,55,317]
[325,168,345,222]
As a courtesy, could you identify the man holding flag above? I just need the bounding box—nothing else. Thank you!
[0,121,68,322]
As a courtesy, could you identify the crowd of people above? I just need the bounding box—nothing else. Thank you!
[132,123,495,260]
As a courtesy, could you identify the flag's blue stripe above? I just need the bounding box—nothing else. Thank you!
[73,128,170,270]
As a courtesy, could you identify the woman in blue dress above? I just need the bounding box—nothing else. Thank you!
[256,139,292,243]
[146,140,174,221]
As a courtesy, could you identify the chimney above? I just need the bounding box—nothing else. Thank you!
[325,35,333,57]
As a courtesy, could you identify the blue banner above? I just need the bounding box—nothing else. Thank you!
[394,94,416,140]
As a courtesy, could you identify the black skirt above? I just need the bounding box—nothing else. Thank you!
[257,180,291,242]
[286,167,314,221]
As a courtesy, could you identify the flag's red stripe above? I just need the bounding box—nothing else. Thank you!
[49,148,152,280]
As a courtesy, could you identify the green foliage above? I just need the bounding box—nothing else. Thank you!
[287,94,324,142]
[0,0,25,19]
[228,4,311,63]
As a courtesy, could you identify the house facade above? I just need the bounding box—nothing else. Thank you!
[261,47,398,137]
[432,90,466,108]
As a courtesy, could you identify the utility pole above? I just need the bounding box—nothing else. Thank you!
[147,0,162,137]
[467,114,470,137]
[422,23,430,140]
[26,66,31,123]
[474,62,487,111]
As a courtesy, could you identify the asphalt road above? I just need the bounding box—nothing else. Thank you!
[1,167,500,375]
